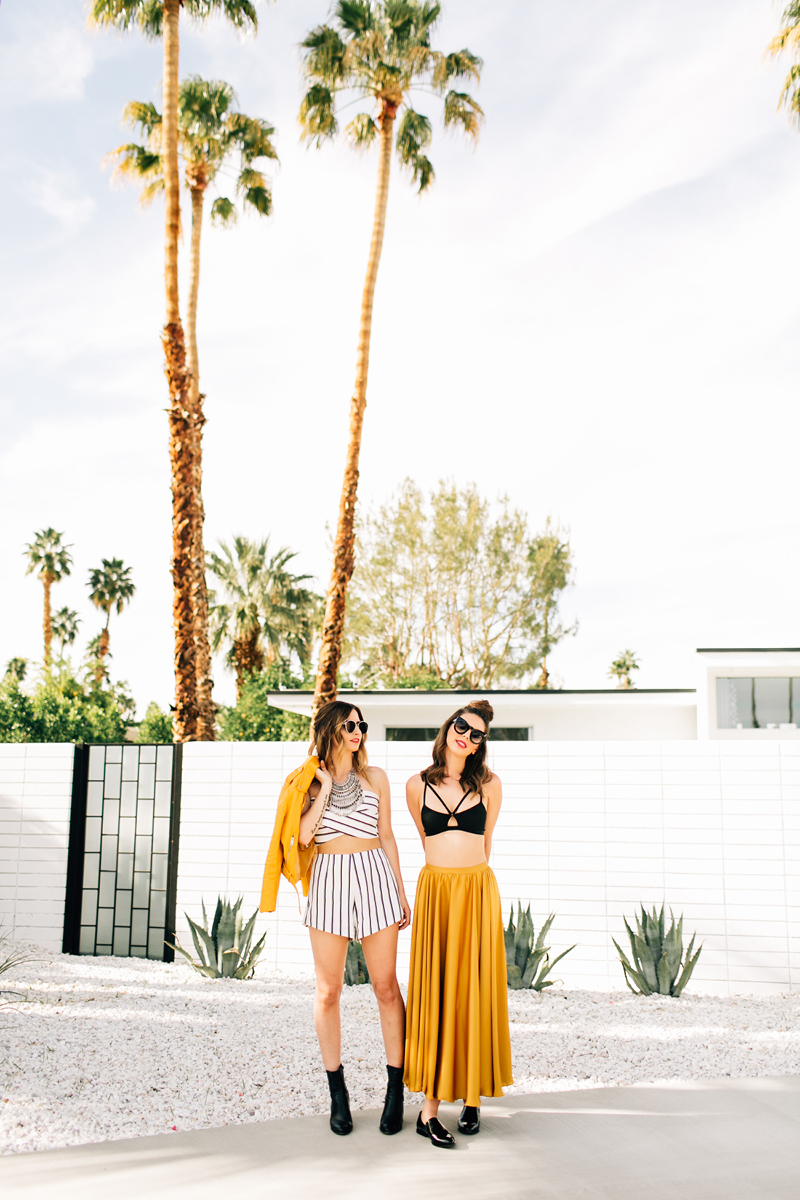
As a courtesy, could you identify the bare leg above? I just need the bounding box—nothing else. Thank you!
[361,923,405,1068]
[308,927,349,1071]
[422,1096,440,1122]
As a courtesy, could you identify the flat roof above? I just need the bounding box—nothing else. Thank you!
[696,648,800,654]
[270,688,697,696]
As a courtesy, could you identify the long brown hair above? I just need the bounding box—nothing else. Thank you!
[421,699,494,796]
[312,699,375,787]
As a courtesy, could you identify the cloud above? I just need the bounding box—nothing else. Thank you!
[0,23,94,106]
[28,165,96,234]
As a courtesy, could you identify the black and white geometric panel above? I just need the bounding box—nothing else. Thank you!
[78,745,175,959]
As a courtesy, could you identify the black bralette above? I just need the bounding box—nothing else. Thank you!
[421,780,486,837]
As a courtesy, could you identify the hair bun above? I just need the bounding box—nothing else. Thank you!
[466,698,494,724]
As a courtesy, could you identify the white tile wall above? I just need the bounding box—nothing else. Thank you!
[0,744,74,952]
[177,739,800,995]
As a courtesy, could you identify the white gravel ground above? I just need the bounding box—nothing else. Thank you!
[1,941,799,1155]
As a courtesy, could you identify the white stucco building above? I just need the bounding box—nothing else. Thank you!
[268,648,800,742]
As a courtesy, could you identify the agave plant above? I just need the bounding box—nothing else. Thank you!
[344,939,370,986]
[505,904,575,990]
[169,896,266,980]
[613,904,702,997]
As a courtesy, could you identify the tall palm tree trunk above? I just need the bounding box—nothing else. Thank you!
[186,178,215,740]
[162,0,199,742]
[42,575,53,669]
[312,105,396,721]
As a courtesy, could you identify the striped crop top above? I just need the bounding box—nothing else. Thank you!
[315,790,380,845]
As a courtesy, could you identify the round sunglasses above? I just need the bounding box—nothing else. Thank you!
[341,719,368,735]
[452,715,486,744]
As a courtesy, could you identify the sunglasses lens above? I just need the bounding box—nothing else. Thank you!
[359,722,368,734]
[454,716,484,743]
[344,720,367,734]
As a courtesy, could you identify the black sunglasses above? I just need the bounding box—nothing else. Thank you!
[452,716,486,744]
[342,720,368,735]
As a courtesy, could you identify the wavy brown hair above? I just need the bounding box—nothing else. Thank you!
[421,699,494,796]
[312,699,375,787]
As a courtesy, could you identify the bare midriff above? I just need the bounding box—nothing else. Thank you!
[424,829,487,868]
[316,835,382,855]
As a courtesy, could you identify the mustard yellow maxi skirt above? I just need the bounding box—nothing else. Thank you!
[404,862,513,1107]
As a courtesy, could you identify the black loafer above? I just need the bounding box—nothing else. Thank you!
[458,1105,480,1135]
[416,1113,456,1147]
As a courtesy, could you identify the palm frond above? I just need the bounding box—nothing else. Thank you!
[301,24,348,84]
[243,185,273,216]
[443,90,483,139]
[300,85,339,145]
[89,0,163,39]
[211,195,237,227]
[432,48,482,89]
[396,107,434,191]
[336,0,376,35]
[346,112,379,149]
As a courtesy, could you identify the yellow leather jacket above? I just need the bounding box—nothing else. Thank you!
[260,755,319,913]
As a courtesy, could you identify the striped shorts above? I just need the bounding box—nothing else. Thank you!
[304,848,404,939]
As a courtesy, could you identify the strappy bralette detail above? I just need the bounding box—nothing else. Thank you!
[420,780,486,837]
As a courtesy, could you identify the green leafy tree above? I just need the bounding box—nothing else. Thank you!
[218,664,312,742]
[0,672,134,744]
[23,529,73,668]
[608,650,639,690]
[136,701,174,743]
[107,76,277,739]
[87,558,136,683]
[528,521,576,688]
[207,538,321,700]
[52,607,82,659]
[90,0,258,742]
[345,480,575,689]
[299,1,483,719]
[4,659,28,683]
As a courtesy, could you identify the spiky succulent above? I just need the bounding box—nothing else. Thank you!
[613,904,702,997]
[344,938,370,986]
[169,896,266,979]
[505,904,575,990]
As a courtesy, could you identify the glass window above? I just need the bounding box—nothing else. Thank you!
[792,680,800,726]
[716,677,754,729]
[753,677,790,728]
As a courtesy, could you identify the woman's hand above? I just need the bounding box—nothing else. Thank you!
[398,894,412,931]
[315,760,332,789]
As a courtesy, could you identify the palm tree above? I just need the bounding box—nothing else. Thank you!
[299,1,483,720]
[608,650,640,690]
[52,608,82,659]
[4,658,28,683]
[24,529,73,668]
[89,0,257,742]
[107,76,277,741]
[207,537,321,700]
[88,559,136,684]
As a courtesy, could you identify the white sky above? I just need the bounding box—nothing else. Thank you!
[1,0,798,714]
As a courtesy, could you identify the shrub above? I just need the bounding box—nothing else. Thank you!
[344,939,369,985]
[136,701,173,743]
[217,667,312,742]
[169,896,266,979]
[0,671,133,743]
[613,904,702,996]
[505,904,575,990]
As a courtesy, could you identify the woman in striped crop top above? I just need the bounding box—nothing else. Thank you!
[298,699,410,1140]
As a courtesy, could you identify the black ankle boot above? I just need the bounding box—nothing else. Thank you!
[326,1065,353,1135]
[379,1064,404,1135]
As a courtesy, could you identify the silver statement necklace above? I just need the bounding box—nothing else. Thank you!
[329,769,363,813]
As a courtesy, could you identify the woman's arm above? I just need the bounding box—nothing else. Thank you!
[373,768,410,930]
[483,772,503,862]
[406,774,426,845]
[298,762,332,848]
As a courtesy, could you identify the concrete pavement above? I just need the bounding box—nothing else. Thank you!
[4,1076,800,1200]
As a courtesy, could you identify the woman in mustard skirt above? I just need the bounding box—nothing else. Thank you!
[404,699,512,1148]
